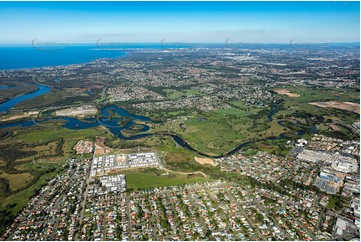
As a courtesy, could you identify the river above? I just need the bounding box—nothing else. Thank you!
[0,85,51,113]
[0,98,314,158]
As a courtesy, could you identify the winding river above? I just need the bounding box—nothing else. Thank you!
[0,85,51,113]
[0,99,317,158]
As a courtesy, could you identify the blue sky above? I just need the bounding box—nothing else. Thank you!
[0,1,359,44]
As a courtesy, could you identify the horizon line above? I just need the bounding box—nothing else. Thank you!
[0,41,359,46]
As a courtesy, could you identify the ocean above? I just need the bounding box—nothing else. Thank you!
[0,45,132,70]
[1,43,358,71]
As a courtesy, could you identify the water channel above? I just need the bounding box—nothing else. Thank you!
[0,95,317,158]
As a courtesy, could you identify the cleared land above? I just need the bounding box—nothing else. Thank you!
[55,105,98,117]
[309,101,360,114]
[329,124,341,131]
[194,157,216,166]
[274,89,300,97]
[94,143,112,155]
[0,111,39,122]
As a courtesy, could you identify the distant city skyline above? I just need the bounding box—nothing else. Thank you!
[0,1,359,44]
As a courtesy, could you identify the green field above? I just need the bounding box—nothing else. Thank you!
[227,100,262,113]
[327,195,343,210]
[0,171,34,192]
[149,106,285,156]
[14,126,111,143]
[274,86,359,117]
[163,88,204,99]
[272,86,359,140]
[112,167,209,189]
[273,86,359,103]
[2,163,65,212]
[0,124,113,223]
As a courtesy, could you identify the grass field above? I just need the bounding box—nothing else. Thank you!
[251,139,290,156]
[0,124,111,218]
[181,111,249,155]
[14,126,111,143]
[112,167,209,189]
[272,86,359,140]
[327,196,341,210]
[163,88,204,100]
[1,161,66,215]
[15,159,62,172]
[228,100,263,114]
[275,86,359,117]
[149,106,286,156]
[16,140,60,162]
[145,110,194,121]
[0,170,34,192]
[273,86,359,103]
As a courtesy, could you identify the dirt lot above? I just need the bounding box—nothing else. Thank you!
[194,157,216,166]
[0,111,39,122]
[94,144,112,155]
[274,89,300,97]
[329,124,341,131]
[309,101,360,114]
[55,105,97,117]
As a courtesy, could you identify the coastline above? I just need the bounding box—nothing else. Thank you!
[0,46,128,71]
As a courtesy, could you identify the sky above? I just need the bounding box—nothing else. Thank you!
[0,1,359,44]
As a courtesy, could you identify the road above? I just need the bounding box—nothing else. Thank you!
[160,166,208,179]
[157,151,208,178]
[223,184,267,240]
[100,74,117,99]
[78,144,96,225]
